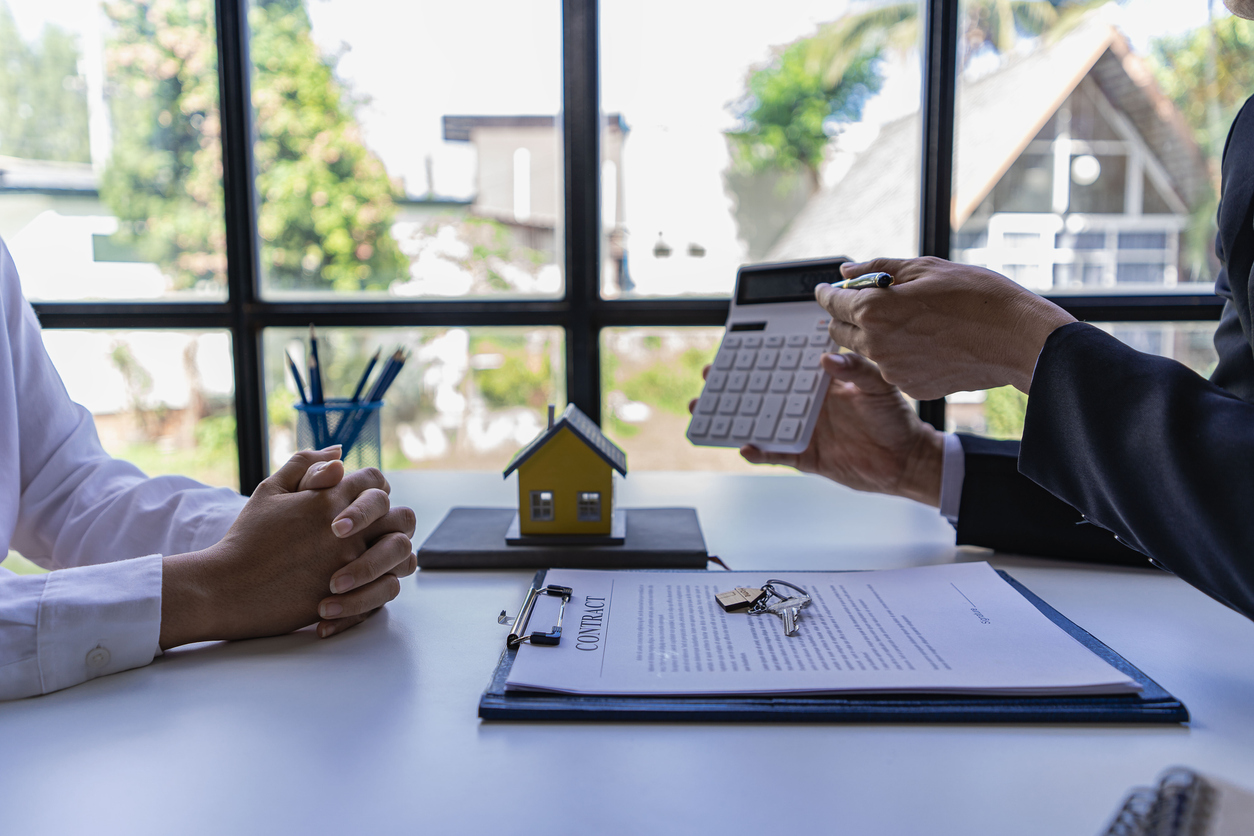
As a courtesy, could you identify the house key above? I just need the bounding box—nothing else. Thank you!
[764,595,810,637]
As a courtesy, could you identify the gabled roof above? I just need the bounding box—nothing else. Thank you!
[768,16,1207,260]
[503,403,627,477]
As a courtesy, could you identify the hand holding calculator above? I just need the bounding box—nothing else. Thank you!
[686,257,856,454]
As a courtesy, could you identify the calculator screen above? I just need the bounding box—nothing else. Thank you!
[736,260,848,305]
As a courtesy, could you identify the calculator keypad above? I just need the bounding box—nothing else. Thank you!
[693,330,834,449]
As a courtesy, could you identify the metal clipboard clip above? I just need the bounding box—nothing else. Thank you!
[497,584,573,647]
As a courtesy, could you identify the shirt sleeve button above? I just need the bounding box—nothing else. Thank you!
[86,646,111,669]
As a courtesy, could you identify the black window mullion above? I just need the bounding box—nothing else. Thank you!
[917,0,960,431]
[562,0,602,423]
[215,0,267,493]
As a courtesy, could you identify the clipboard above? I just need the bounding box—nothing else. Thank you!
[478,569,1189,723]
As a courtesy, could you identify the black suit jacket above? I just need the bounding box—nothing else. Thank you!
[958,96,1254,620]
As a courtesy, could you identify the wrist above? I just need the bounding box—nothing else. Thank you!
[159,550,221,649]
[1013,304,1076,394]
[896,425,945,508]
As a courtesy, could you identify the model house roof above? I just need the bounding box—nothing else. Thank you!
[503,403,628,477]
[767,17,1206,261]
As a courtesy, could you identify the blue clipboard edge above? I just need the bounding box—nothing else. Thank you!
[478,569,1189,724]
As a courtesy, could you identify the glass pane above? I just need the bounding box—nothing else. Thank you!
[952,1,1247,295]
[249,1,562,300]
[945,321,1219,439]
[602,327,786,471]
[41,329,239,489]
[601,1,925,299]
[264,326,565,471]
[0,0,227,301]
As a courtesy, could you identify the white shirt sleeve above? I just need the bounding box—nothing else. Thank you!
[939,432,966,526]
[0,238,246,700]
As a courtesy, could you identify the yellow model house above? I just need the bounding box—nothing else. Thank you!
[503,404,627,537]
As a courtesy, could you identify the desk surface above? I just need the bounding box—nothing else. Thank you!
[4,472,1253,835]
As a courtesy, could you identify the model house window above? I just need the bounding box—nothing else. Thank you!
[530,490,554,521]
[577,492,601,522]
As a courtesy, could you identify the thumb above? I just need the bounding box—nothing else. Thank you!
[260,446,343,495]
[822,352,897,395]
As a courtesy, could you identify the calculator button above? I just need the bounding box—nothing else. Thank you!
[706,371,728,392]
[723,335,742,349]
[731,417,754,439]
[810,333,832,347]
[689,415,711,435]
[753,394,785,440]
[696,392,720,414]
[778,349,801,369]
[717,394,741,415]
[770,371,794,392]
[776,418,802,442]
[755,349,778,370]
[748,371,771,392]
[742,335,763,348]
[815,317,831,330]
[794,371,819,392]
[801,350,823,369]
[714,350,737,370]
[740,393,763,415]
[786,335,808,348]
[784,394,809,417]
[710,415,731,438]
[727,371,749,392]
[765,335,785,348]
[734,350,757,370]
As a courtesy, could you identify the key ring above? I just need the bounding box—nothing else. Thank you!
[747,579,809,615]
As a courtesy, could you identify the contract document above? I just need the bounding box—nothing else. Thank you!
[504,562,1140,697]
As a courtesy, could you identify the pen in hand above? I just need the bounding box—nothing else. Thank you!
[829,272,894,289]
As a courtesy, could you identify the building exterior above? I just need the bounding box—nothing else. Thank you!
[442,113,630,293]
[769,19,1209,292]
[503,403,627,537]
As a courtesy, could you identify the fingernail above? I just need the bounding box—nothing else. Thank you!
[331,518,354,537]
[320,444,342,455]
[308,461,328,476]
[331,575,354,594]
[827,353,848,366]
[320,602,343,618]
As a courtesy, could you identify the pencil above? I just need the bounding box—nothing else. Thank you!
[350,348,381,403]
[285,349,308,405]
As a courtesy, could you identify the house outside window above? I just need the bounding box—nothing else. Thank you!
[577,491,602,522]
[530,490,554,522]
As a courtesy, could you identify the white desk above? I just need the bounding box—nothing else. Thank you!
[4,472,1254,835]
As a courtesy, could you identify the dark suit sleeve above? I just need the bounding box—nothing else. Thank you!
[1019,321,1254,620]
[953,434,1146,566]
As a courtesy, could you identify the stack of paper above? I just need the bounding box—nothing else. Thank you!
[505,562,1140,697]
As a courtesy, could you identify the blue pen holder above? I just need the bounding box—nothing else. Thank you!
[295,399,383,471]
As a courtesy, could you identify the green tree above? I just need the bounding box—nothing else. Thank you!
[100,0,406,292]
[0,1,90,162]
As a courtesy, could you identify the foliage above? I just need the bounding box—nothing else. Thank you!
[1152,15,1254,161]
[0,2,90,162]
[729,0,1096,183]
[100,0,406,292]
[473,336,555,410]
[728,44,883,180]
[983,385,1028,439]
[621,347,711,416]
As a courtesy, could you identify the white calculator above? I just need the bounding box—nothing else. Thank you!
[686,256,848,453]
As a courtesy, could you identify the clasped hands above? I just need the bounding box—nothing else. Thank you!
[159,447,417,649]
[700,256,1075,508]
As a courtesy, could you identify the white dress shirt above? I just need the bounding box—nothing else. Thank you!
[0,239,246,700]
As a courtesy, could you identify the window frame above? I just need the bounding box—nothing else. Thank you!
[26,0,1224,493]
